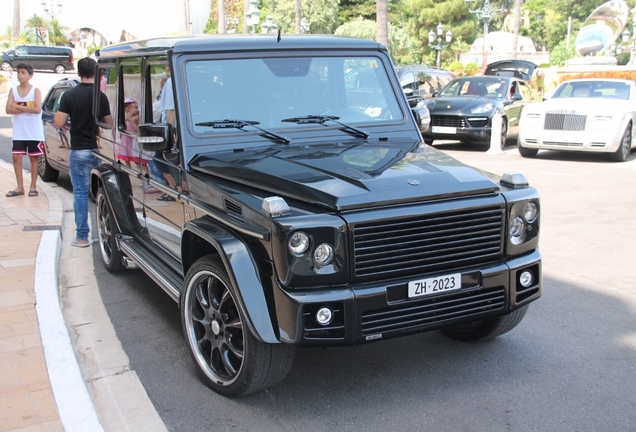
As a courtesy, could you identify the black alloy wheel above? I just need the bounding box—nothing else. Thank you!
[96,188,125,272]
[181,255,295,397]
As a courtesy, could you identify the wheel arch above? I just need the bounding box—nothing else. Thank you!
[90,165,138,236]
[183,218,279,344]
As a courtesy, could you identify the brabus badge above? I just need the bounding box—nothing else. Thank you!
[408,179,420,186]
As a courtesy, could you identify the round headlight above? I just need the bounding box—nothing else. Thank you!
[313,243,335,267]
[524,202,538,222]
[510,216,525,237]
[288,232,310,255]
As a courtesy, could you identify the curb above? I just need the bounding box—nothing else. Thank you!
[0,159,106,431]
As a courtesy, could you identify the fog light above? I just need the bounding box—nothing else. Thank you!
[316,307,333,325]
[519,270,533,288]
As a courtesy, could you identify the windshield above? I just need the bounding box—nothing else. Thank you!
[184,56,404,136]
[552,80,631,100]
[439,77,509,99]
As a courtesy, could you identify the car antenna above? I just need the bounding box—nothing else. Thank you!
[277,28,281,43]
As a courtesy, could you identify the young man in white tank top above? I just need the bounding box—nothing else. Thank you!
[5,63,44,197]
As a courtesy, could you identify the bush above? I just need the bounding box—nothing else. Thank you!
[464,62,480,76]
[448,61,465,76]
[560,71,636,80]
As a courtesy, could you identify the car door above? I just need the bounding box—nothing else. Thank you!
[41,82,73,170]
[504,80,526,137]
[142,61,186,259]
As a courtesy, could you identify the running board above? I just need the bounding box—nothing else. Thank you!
[117,236,182,303]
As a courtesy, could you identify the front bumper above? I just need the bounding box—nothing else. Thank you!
[272,249,541,345]
[519,121,625,153]
[422,123,492,144]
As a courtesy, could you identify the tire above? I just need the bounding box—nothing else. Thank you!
[54,64,66,74]
[96,188,125,273]
[38,154,59,182]
[440,304,529,342]
[518,143,538,158]
[424,138,434,145]
[499,117,508,149]
[609,124,631,162]
[1,61,10,71]
[181,255,295,397]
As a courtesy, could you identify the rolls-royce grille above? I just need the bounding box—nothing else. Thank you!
[361,286,505,335]
[353,206,503,280]
[431,115,465,128]
[544,113,586,131]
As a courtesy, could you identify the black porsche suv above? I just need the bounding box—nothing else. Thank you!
[57,35,541,397]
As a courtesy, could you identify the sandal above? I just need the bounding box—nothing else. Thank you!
[28,190,38,197]
[6,190,24,197]
[157,193,176,202]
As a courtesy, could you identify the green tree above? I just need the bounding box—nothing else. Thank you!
[334,18,421,65]
[271,0,339,34]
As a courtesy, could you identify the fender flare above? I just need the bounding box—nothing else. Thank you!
[183,218,279,344]
[91,165,138,235]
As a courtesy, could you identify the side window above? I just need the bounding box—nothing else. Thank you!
[96,65,116,129]
[15,46,27,55]
[147,63,169,124]
[400,72,416,92]
[519,82,532,100]
[45,88,66,112]
[120,60,142,135]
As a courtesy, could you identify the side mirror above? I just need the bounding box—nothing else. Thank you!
[412,106,430,133]
[138,123,173,152]
[511,93,523,101]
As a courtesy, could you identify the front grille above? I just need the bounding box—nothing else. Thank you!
[353,206,503,280]
[431,115,465,128]
[544,113,586,131]
[361,286,505,334]
[542,141,583,147]
[467,118,488,128]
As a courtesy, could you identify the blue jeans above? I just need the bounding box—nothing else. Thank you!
[69,150,98,241]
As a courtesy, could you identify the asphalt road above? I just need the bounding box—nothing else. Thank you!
[2,72,636,431]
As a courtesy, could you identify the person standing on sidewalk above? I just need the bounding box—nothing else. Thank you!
[5,63,45,198]
[54,57,113,247]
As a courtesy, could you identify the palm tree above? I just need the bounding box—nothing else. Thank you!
[376,0,389,47]
[12,0,20,40]
[25,15,47,44]
[50,18,68,46]
[511,0,522,58]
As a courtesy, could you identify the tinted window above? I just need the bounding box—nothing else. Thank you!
[45,87,67,112]
[28,46,48,55]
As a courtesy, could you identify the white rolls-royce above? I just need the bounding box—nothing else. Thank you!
[518,78,636,162]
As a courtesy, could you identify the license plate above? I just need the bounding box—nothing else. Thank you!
[432,126,456,134]
[408,273,461,298]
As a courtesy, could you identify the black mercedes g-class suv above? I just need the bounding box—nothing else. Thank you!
[88,35,541,397]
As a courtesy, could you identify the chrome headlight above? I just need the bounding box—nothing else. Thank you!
[288,232,310,255]
[510,216,525,237]
[508,199,540,248]
[471,103,494,113]
[313,243,335,267]
[524,202,538,222]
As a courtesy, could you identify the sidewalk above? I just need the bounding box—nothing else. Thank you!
[0,160,167,431]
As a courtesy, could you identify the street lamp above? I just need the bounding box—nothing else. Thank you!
[41,0,62,45]
[300,18,310,34]
[465,0,503,71]
[261,15,278,34]
[428,23,452,68]
[246,0,261,34]
[225,15,240,34]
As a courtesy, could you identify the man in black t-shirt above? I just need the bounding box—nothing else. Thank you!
[54,57,113,247]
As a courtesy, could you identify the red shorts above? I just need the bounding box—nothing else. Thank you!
[12,140,45,157]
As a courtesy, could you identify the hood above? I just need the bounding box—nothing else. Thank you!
[427,96,498,115]
[537,97,629,113]
[485,60,536,81]
[190,139,500,211]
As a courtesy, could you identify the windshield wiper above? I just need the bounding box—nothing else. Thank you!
[195,119,290,144]
[281,115,369,139]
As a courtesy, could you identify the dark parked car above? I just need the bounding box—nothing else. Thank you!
[1,44,75,74]
[43,35,542,397]
[395,65,456,107]
[38,77,79,182]
[421,75,534,148]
